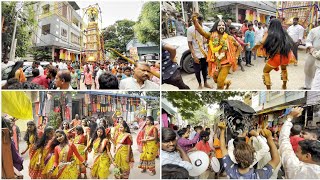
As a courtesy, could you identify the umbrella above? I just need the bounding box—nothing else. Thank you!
[220,100,256,116]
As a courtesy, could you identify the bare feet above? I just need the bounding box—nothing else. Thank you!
[148,171,156,176]
[225,80,231,89]
[198,84,203,89]
[204,83,213,89]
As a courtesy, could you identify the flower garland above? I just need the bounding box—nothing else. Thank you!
[208,32,229,62]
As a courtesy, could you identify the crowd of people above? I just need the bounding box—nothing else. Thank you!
[161,107,320,179]
[2,112,160,179]
[1,59,160,90]
[162,12,320,90]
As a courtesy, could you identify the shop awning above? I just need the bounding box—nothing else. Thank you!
[256,105,291,115]
[257,8,276,16]
[162,98,177,116]
[65,48,81,54]
[162,102,176,115]
[2,92,33,120]
[78,91,158,100]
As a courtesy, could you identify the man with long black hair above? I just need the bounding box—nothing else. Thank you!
[191,13,241,89]
[253,19,294,89]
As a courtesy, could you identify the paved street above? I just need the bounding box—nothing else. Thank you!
[19,129,159,179]
[162,48,309,90]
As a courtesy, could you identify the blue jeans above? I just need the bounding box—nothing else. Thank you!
[245,50,252,65]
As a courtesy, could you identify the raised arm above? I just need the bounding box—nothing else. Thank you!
[261,128,280,169]
[176,145,191,163]
[178,133,200,147]
[279,107,304,177]
[163,43,177,62]
[191,13,211,39]
[218,122,228,157]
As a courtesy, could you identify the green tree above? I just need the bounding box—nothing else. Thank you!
[29,47,51,61]
[2,2,38,60]
[198,2,235,22]
[163,91,245,120]
[103,19,136,57]
[134,2,160,45]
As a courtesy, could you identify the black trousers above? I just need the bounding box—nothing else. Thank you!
[292,43,299,61]
[163,70,190,89]
[193,58,208,84]
[245,50,252,65]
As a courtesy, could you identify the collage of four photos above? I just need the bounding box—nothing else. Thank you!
[1,0,320,179]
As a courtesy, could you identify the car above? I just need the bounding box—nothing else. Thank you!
[1,61,56,86]
[162,36,195,73]
[162,22,243,74]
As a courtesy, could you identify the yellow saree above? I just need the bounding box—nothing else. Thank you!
[114,132,134,179]
[91,138,111,179]
[138,125,158,172]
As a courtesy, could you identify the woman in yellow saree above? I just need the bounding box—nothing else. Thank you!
[29,126,54,179]
[138,116,159,176]
[21,121,38,157]
[114,121,134,179]
[48,130,87,179]
[73,125,87,178]
[85,126,114,179]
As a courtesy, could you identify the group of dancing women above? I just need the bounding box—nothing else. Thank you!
[22,115,158,179]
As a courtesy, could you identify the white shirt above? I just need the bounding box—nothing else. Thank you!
[161,150,193,171]
[58,62,68,70]
[187,25,210,59]
[119,77,159,90]
[253,25,259,31]
[306,26,320,68]
[279,120,320,179]
[188,130,197,140]
[306,26,320,49]
[287,24,305,43]
[57,85,74,90]
[254,27,265,43]
[37,65,44,76]
[95,69,106,89]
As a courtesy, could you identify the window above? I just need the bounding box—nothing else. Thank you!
[42,4,50,14]
[61,28,67,37]
[71,32,79,45]
[62,3,68,19]
[42,24,50,35]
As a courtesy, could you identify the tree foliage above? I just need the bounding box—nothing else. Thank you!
[2,1,38,60]
[47,111,62,130]
[199,2,235,22]
[189,106,220,128]
[103,19,136,58]
[29,47,51,61]
[134,2,160,45]
[163,91,245,120]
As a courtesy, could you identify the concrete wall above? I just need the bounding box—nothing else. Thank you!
[35,2,82,51]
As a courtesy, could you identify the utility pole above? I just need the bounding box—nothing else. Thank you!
[192,1,199,13]
[9,11,19,61]
[9,1,23,62]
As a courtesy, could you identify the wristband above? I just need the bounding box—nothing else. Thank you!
[287,117,292,122]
